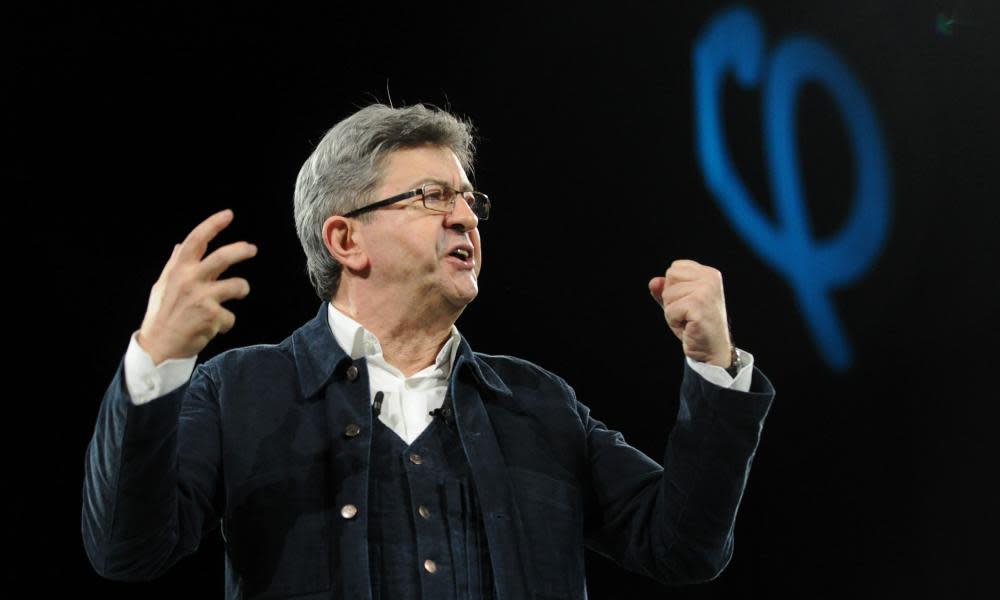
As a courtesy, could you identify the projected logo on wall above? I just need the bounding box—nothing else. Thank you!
[693,6,891,372]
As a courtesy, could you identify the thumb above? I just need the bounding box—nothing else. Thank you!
[648,277,665,307]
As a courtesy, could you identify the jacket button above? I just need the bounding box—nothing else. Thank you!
[344,423,361,438]
[409,453,423,465]
[418,505,430,519]
[423,559,437,574]
[346,365,359,381]
[340,504,358,519]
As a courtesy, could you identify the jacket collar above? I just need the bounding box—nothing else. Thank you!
[291,301,512,399]
[327,301,460,381]
[453,332,513,398]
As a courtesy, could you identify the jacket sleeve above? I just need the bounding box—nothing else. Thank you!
[81,354,223,581]
[579,358,775,585]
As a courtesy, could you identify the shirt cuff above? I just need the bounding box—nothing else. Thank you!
[685,348,755,393]
[123,329,198,405]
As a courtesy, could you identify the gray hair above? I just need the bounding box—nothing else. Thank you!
[293,103,476,301]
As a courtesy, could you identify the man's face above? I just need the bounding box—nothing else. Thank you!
[359,144,482,310]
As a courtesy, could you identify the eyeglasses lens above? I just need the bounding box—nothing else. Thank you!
[423,186,490,220]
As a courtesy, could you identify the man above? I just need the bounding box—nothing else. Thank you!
[82,103,775,599]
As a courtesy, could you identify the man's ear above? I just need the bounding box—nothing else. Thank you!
[323,215,369,272]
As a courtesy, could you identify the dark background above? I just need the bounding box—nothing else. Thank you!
[9,0,999,597]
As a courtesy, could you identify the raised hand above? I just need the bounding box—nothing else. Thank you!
[648,259,733,367]
[137,209,258,365]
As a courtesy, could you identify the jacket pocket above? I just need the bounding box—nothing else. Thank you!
[225,465,331,597]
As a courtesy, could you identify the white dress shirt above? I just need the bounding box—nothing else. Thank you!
[123,304,755,445]
[325,303,461,445]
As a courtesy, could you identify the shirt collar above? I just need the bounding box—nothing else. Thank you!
[290,301,512,399]
[327,302,461,378]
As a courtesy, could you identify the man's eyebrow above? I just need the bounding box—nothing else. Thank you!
[410,177,474,193]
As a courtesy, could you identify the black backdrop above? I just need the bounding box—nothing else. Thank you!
[10,1,1000,597]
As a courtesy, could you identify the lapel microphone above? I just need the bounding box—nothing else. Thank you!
[429,392,454,426]
[372,390,384,417]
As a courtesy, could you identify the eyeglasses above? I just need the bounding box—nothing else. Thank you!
[343,183,491,221]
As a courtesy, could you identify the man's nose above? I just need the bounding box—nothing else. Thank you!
[446,195,479,232]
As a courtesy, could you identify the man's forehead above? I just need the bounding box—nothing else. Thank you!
[409,176,474,192]
[382,146,472,190]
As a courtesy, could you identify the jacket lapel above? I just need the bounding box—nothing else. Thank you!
[451,336,535,599]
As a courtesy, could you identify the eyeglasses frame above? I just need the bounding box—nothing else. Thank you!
[342,184,490,221]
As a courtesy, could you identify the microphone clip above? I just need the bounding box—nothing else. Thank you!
[429,394,455,426]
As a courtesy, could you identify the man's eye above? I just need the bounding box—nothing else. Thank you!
[424,190,445,203]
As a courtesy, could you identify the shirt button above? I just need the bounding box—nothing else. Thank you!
[346,365,359,381]
[344,424,361,438]
[409,453,423,465]
[423,559,437,574]
[418,505,430,519]
[340,504,358,519]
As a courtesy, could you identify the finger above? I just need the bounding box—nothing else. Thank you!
[208,277,251,304]
[162,243,182,273]
[216,307,237,334]
[648,277,665,307]
[664,298,697,336]
[669,259,703,271]
[199,241,258,281]
[665,260,710,283]
[178,209,235,263]
[661,280,701,306]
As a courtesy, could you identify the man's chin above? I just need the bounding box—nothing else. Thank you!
[448,285,479,309]
[454,290,478,308]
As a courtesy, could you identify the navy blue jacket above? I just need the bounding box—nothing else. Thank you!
[82,301,775,599]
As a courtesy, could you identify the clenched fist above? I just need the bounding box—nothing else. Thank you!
[137,209,258,365]
[648,259,733,368]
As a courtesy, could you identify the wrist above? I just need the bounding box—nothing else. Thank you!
[704,346,733,369]
[136,330,166,366]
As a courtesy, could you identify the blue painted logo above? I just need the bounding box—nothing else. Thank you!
[693,6,891,372]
